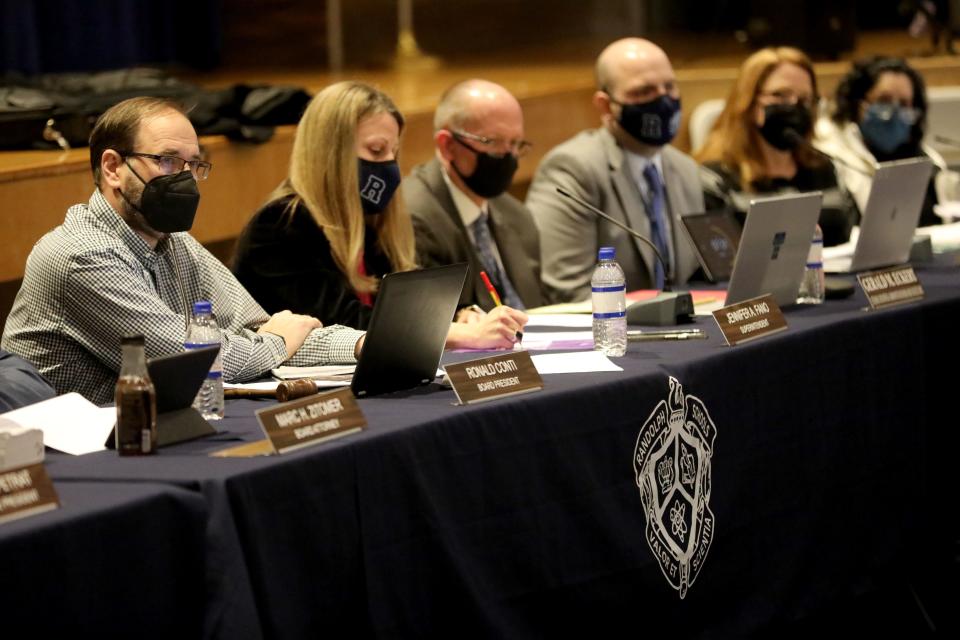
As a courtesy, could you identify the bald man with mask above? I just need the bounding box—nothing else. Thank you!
[526,38,703,303]
[404,79,545,313]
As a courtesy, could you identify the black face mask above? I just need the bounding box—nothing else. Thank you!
[758,103,812,151]
[450,137,518,199]
[358,158,401,214]
[613,94,682,147]
[119,163,200,233]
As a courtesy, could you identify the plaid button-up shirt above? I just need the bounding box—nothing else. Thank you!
[2,190,362,405]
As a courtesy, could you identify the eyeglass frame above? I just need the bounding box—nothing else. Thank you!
[755,89,818,111]
[448,129,533,158]
[120,151,213,181]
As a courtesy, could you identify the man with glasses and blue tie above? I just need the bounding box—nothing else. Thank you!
[404,79,545,317]
[2,97,364,405]
[526,38,703,303]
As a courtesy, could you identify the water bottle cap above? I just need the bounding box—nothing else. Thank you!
[193,300,212,314]
[598,247,615,261]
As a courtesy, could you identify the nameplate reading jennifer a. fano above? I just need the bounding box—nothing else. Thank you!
[712,293,788,346]
[857,265,924,310]
[445,351,543,405]
[255,387,366,454]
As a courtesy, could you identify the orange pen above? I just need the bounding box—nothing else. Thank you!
[479,270,522,343]
[479,270,503,307]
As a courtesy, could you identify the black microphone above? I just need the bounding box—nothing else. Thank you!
[555,186,694,326]
[556,186,671,289]
[783,129,873,177]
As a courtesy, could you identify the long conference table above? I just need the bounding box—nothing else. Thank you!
[5,264,960,638]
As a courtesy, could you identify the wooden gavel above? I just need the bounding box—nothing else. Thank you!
[224,379,322,402]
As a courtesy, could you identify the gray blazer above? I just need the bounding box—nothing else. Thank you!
[403,158,545,310]
[526,128,704,303]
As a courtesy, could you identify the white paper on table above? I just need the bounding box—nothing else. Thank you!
[530,351,623,374]
[270,364,356,380]
[694,299,727,316]
[225,379,352,391]
[524,314,593,328]
[521,331,595,350]
[0,393,115,456]
[224,380,283,391]
[916,220,960,252]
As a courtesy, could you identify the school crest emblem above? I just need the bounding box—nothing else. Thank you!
[633,376,717,598]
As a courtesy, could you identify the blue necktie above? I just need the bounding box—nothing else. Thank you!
[642,164,671,289]
[470,211,524,309]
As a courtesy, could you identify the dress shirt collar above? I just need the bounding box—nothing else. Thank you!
[86,189,170,268]
[441,164,486,227]
[623,148,665,189]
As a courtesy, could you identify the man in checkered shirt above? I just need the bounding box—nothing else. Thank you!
[1,97,364,406]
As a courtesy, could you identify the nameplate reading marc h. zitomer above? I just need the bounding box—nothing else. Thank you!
[255,387,366,454]
[857,265,924,310]
[712,293,788,346]
[0,463,59,526]
[445,350,543,405]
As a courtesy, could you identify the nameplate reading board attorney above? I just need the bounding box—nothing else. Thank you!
[445,351,543,405]
[0,463,59,525]
[712,294,788,346]
[857,265,924,310]
[255,388,367,454]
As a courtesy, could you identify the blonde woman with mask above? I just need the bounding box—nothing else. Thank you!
[233,81,526,349]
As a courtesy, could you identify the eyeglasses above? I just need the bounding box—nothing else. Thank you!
[123,152,213,181]
[450,130,533,158]
[757,90,816,111]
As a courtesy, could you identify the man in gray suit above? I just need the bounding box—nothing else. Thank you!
[527,38,704,302]
[404,79,545,313]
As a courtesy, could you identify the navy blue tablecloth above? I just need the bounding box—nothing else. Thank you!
[0,481,207,637]
[43,266,960,638]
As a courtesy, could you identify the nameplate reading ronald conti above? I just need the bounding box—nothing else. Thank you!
[857,265,924,310]
[712,293,788,346]
[445,350,543,405]
[0,463,59,526]
[256,387,367,454]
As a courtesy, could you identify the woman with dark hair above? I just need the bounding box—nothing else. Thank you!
[816,56,959,227]
[696,47,858,246]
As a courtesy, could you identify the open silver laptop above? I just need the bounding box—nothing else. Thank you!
[725,192,823,307]
[825,157,933,273]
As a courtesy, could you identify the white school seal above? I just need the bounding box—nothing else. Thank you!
[633,376,717,598]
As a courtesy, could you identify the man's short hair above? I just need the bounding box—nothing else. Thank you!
[88,97,186,186]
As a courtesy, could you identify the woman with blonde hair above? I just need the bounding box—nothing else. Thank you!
[696,47,858,246]
[234,81,525,348]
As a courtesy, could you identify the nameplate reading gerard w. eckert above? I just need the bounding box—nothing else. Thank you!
[255,387,366,454]
[712,293,787,346]
[445,351,543,405]
[0,463,59,526]
[857,265,924,310]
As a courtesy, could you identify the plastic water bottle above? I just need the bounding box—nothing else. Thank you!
[592,246,627,357]
[797,224,825,304]
[184,300,224,420]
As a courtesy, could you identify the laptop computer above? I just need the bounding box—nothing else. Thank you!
[351,263,468,397]
[825,157,934,273]
[105,345,219,448]
[725,192,823,307]
[679,210,742,282]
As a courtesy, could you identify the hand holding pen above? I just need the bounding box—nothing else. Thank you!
[479,271,525,345]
